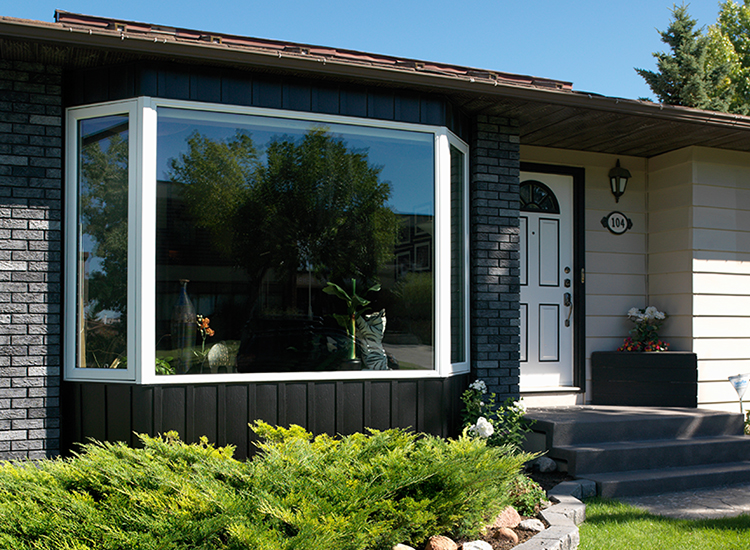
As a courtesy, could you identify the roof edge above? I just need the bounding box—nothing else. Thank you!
[2,12,750,133]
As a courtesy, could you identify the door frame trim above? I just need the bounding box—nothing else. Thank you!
[520,162,585,392]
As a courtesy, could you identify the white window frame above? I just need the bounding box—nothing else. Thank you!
[65,97,470,384]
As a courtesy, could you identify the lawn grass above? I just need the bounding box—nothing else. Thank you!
[579,498,750,550]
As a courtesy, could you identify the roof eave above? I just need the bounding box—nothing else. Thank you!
[4,16,750,132]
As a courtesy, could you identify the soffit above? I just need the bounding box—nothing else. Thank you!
[3,12,750,158]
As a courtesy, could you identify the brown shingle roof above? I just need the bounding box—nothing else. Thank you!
[51,10,573,93]
[3,10,750,157]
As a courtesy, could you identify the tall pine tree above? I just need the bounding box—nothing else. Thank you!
[636,5,735,112]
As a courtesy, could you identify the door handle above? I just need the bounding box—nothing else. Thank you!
[564,292,572,327]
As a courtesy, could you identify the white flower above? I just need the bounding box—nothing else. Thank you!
[627,307,640,318]
[514,400,527,412]
[654,310,665,320]
[644,306,658,320]
[469,380,487,394]
[469,417,495,438]
[479,401,484,407]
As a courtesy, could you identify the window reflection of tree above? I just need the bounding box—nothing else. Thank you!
[167,128,399,371]
[79,119,129,368]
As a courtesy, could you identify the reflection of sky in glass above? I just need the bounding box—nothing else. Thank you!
[79,115,129,259]
[78,115,128,323]
[157,108,434,216]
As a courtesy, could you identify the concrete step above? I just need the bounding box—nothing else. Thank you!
[525,406,743,447]
[552,435,750,476]
[583,461,750,499]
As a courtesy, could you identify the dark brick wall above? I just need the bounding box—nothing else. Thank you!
[470,115,521,398]
[0,60,63,459]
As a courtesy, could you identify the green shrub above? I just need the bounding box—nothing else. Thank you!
[248,422,531,548]
[0,433,245,549]
[0,426,533,550]
[461,379,534,451]
[508,473,549,516]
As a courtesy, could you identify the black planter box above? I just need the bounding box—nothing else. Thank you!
[591,351,698,407]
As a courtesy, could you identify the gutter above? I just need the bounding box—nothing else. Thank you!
[2,16,750,133]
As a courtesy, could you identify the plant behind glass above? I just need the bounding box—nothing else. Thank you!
[323,279,380,361]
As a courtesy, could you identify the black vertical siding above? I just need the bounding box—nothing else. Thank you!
[132,386,154,444]
[283,82,312,112]
[221,75,253,106]
[80,384,106,443]
[63,63,469,141]
[161,386,186,436]
[226,385,249,453]
[63,375,468,460]
[106,384,132,445]
[190,72,222,103]
[369,382,392,431]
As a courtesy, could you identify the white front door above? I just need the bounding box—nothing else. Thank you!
[519,171,574,390]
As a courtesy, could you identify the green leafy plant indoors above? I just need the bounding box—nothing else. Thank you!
[155,356,175,375]
[323,278,380,360]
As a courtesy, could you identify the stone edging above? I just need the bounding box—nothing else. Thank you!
[515,479,594,550]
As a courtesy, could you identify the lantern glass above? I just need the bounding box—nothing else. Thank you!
[608,160,631,202]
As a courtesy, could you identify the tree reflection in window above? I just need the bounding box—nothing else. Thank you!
[161,125,430,373]
[77,115,129,369]
[170,128,397,288]
[520,180,560,213]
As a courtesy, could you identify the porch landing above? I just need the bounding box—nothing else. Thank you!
[523,405,750,498]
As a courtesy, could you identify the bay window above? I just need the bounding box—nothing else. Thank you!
[65,98,468,383]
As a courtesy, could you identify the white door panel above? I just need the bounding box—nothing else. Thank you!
[519,217,527,286]
[519,172,574,390]
[539,219,559,286]
[538,304,560,361]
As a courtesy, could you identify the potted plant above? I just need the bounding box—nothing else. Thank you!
[323,279,381,368]
[591,306,698,407]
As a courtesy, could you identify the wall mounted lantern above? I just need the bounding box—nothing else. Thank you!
[609,159,631,203]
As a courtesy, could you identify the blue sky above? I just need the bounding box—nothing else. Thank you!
[1,0,724,100]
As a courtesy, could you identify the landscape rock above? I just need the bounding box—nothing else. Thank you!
[393,545,415,550]
[533,456,557,472]
[518,518,545,532]
[461,541,492,550]
[491,505,521,528]
[424,535,458,550]
[494,527,519,544]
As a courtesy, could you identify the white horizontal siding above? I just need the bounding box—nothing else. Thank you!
[694,294,750,315]
[698,380,747,406]
[521,146,750,411]
[698,359,750,382]
[522,146,648,403]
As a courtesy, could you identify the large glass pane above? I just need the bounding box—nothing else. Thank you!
[155,108,435,374]
[450,144,466,363]
[77,115,129,369]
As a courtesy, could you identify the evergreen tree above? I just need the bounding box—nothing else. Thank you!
[636,5,735,112]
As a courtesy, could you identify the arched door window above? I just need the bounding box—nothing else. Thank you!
[520,180,560,213]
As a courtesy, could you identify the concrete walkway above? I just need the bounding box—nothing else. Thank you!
[620,482,750,520]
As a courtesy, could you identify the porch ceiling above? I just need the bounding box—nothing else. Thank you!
[458,94,750,158]
[4,12,750,159]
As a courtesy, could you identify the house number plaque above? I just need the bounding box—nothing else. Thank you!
[601,211,632,235]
